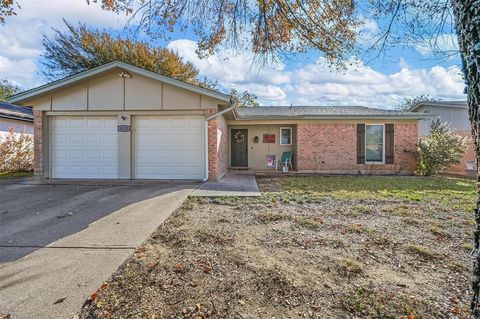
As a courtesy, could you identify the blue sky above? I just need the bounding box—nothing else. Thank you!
[0,0,466,108]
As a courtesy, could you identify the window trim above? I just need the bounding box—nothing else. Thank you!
[365,124,385,164]
[279,127,292,146]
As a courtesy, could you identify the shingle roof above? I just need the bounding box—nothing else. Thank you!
[234,106,426,120]
[0,102,34,122]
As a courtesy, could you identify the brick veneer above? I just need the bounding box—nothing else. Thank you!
[207,113,228,181]
[296,122,418,174]
[444,130,476,176]
[33,110,44,176]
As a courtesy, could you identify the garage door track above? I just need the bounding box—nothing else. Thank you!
[0,179,197,319]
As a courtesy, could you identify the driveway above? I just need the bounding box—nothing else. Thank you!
[0,179,197,319]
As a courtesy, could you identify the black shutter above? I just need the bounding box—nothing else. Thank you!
[385,124,394,164]
[357,124,365,164]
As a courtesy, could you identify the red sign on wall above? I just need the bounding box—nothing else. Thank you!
[263,134,275,143]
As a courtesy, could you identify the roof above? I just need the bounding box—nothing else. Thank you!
[0,102,34,123]
[7,60,231,104]
[409,100,467,112]
[234,106,427,120]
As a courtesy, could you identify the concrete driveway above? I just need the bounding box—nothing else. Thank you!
[0,178,197,319]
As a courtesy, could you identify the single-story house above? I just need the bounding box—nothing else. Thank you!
[410,100,475,176]
[0,102,34,137]
[7,61,425,180]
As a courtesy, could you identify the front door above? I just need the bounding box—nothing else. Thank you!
[231,129,248,167]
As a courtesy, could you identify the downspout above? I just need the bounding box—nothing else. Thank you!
[203,97,238,181]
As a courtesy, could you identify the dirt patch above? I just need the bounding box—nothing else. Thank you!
[78,176,475,319]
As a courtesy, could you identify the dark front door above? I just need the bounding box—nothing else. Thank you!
[231,129,248,167]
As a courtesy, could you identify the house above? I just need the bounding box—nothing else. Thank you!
[0,102,34,137]
[7,61,425,180]
[410,100,475,176]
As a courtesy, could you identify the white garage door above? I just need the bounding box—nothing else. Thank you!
[51,116,118,178]
[134,116,205,179]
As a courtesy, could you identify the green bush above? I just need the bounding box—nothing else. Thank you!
[416,119,468,176]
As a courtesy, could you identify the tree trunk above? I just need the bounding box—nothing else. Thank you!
[451,0,480,315]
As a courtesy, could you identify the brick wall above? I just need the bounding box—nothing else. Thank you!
[207,113,228,181]
[296,122,418,174]
[444,130,476,176]
[33,110,43,176]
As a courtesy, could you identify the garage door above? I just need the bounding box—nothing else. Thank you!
[51,116,118,178]
[134,116,205,179]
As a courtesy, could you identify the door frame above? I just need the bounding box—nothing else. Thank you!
[230,128,248,167]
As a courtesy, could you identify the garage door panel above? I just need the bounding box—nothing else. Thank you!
[134,116,205,179]
[51,116,118,178]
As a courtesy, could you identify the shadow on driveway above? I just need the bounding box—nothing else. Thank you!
[0,179,199,263]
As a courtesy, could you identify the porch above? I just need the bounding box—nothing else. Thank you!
[228,124,297,171]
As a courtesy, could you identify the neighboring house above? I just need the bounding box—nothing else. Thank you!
[8,61,425,180]
[0,102,34,137]
[410,100,475,176]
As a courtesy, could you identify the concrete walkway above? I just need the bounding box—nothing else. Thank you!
[0,183,195,319]
[191,171,261,197]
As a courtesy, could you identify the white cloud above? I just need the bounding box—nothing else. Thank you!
[170,39,465,107]
[0,0,128,88]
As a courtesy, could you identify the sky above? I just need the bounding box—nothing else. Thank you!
[0,0,467,108]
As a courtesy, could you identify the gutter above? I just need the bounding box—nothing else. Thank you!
[232,114,431,121]
[203,97,238,181]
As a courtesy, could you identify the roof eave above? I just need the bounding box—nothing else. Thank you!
[7,61,230,104]
[234,115,428,120]
[0,114,34,123]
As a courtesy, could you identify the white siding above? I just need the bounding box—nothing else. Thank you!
[416,105,470,136]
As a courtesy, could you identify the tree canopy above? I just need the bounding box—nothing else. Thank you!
[0,78,19,102]
[90,0,360,66]
[42,21,200,84]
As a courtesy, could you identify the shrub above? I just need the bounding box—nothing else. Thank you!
[416,119,468,176]
[0,128,34,172]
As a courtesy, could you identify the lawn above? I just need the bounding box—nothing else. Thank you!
[79,176,476,319]
[0,171,33,179]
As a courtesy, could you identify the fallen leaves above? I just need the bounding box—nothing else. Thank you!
[53,296,67,304]
[90,291,98,301]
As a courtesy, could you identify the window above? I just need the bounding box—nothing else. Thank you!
[365,124,384,162]
[280,127,292,145]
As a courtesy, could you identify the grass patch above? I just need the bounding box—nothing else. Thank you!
[346,223,366,233]
[337,258,363,276]
[339,286,441,318]
[294,217,322,230]
[407,244,437,260]
[462,242,474,253]
[430,226,451,238]
[0,171,33,179]
[351,204,374,215]
[257,211,288,222]
[276,176,475,211]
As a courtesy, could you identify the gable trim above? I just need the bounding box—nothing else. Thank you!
[7,61,230,104]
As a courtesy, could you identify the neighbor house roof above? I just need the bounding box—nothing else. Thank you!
[234,106,427,120]
[0,102,34,123]
[409,100,467,112]
[7,60,231,104]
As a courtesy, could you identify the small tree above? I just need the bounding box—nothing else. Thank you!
[230,89,259,108]
[0,78,20,102]
[416,119,468,176]
[395,94,433,112]
[0,128,34,172]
